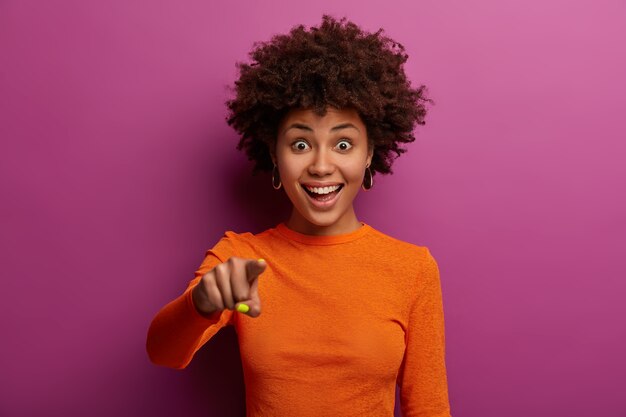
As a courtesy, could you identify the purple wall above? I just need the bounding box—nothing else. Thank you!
[1,1,625,416]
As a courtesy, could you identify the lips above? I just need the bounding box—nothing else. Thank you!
[300,182,344,187]
[301,184,343,196]
[301,183,344,209]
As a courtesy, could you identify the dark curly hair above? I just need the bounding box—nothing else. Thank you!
[225,14,434,177]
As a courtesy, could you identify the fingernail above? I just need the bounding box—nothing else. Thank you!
[257,258,266,263]
[236,303,250,314]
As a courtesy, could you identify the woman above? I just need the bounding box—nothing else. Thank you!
[147,15,452,417]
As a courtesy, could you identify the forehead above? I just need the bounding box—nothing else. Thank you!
[279,107,364,130]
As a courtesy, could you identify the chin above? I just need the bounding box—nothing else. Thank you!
[302,207,348,226]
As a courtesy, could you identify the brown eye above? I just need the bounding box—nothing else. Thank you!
[292,140,310,151]
[336,140,353,151]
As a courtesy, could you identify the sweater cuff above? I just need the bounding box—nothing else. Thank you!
[185,286,225,324]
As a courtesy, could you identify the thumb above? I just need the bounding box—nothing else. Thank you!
[236,259,266,318]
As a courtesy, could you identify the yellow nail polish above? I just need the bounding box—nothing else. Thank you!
[236,303,250,313]
[258,258,265,263]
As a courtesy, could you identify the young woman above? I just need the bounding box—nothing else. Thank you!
[147,15,452,417]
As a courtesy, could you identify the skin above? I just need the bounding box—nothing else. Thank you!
[270,106,374,236]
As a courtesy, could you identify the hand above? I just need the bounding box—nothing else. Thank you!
[192,257,267,318]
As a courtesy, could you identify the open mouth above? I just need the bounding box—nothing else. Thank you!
[301,184,344,203]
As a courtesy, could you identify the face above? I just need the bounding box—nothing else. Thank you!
[271,106,373,236]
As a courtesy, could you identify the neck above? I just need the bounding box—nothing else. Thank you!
[285,207,362,236]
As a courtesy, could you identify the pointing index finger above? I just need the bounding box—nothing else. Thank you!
[245,258,267,282]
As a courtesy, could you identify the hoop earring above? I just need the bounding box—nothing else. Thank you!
[272,163,282,190]
[361,165,373,191]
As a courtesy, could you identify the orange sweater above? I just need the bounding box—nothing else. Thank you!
[146,222,451,417]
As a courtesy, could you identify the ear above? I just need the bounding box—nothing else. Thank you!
[269,142,277,166]
[366,144,374,168]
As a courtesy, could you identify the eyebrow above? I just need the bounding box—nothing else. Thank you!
[282,122,360,135]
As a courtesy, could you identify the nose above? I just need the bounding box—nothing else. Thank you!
[308,147,335,177]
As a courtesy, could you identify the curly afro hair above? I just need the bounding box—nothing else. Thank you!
[225,14,434,177]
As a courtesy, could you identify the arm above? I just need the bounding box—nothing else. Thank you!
[146,250,235,369]
[397,248,452,417]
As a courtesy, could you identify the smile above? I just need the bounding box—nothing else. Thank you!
[301,184,344,209]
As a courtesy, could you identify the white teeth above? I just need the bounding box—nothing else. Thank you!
[304,184,341,194]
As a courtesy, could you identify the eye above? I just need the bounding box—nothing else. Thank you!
[291,140,310,152]
[336,139,353,151]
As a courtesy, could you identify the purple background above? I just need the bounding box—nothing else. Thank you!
[1,1,625,416]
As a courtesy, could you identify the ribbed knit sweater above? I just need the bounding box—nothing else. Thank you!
[146,222,452,417]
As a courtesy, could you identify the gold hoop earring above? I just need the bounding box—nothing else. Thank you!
[272,163,282,190]
[361,165,373,191]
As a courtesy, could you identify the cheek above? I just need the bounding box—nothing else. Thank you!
[345,163,367,182]
[277,162,300,183]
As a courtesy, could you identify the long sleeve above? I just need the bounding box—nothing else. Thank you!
[146,249,235,369]
[397,248,452,417]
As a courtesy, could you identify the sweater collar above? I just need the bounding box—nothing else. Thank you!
[275,221,371,245]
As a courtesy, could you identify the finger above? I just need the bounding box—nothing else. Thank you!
[214,263,235,310]
[235,259,266,318]
[203,273,225,311]
[247,275,262,317]
[235,289,261,317]
[245,258,267,282]
[229,257,251,303]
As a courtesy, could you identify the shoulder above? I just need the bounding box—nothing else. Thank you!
[206,226,278,260]
[365,225,432,261]
[363,226,440,307]
[365,226,439,290]
[220,226,281,246]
